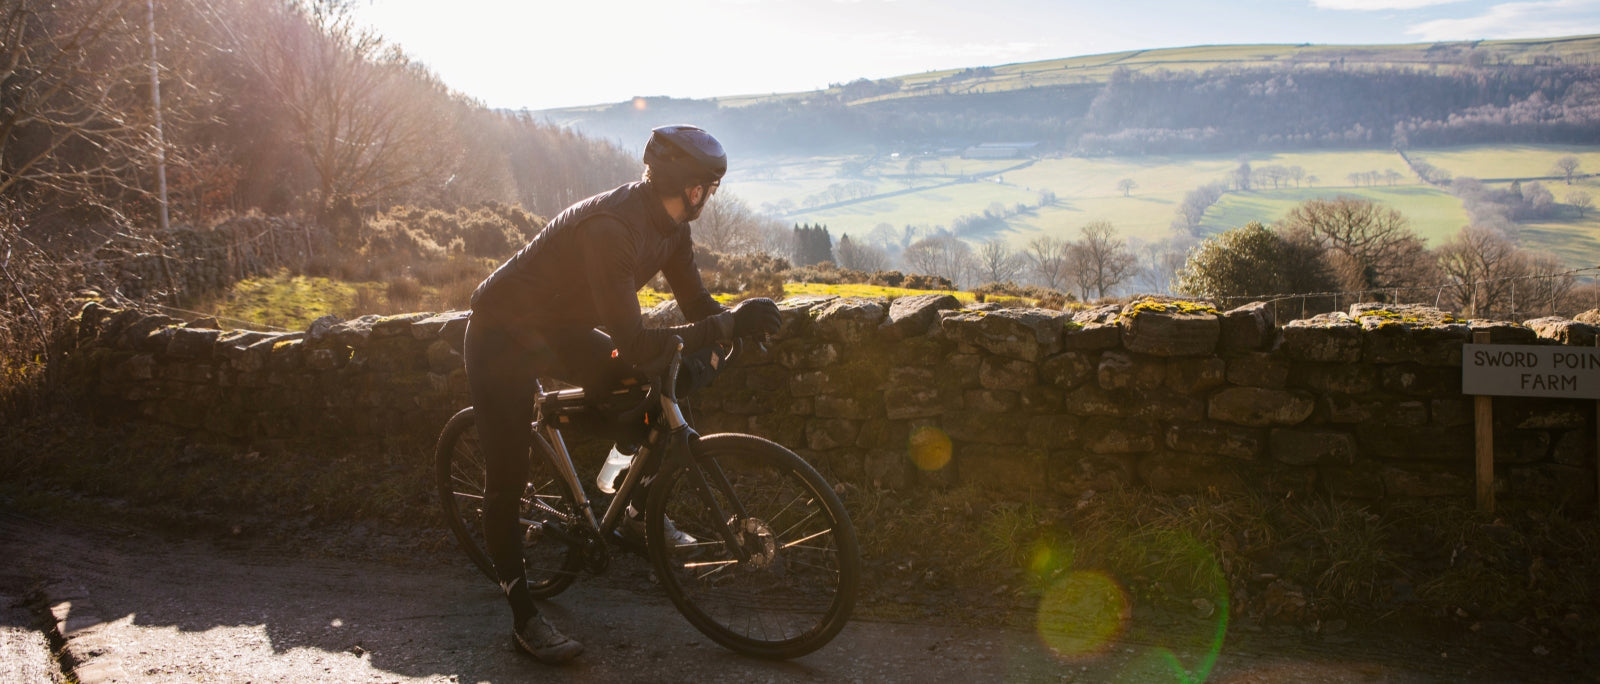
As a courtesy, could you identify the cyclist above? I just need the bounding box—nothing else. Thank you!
[464,124,782,664]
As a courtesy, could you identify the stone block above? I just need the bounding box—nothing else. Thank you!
[1516,316,1593,346]
[863,448,914,490]
[880,293,960,340]
[1552,430,1591,466]
[1140,391,1206,422]
[1026,415,1079,448]
[1166,357,1226,394]
[963,389,1019,414]
[1165,422,1264,460]
[1208,387,1314,427]
[944,353,983,389]
[166,327,220,359]
[1225,353,1289,389]
[1577,309,1600,325]
[805,418,860,451]
[891,337,948,367]
[1379,364,1460,396]
[1430,399,1473,427]
[750,412,805,446]
[1121,305,1220,357]
[1494,429,1550,464]
[1062,384,1138,418]
[1062,322,1123,352]
[980,356,1037,391]
[1288,364,1376,394]
[425,339,459,374]
[1269,429,1356,466]
[1040,351,1095,391]
[885,386,943,420]
[1020,386,1064,413]
[814,297,888,344]
[1097,351,1164,391]
[1080,419,1158,454]
[790,370,831,397]
[1279,318,1362,363]
[778,342,839,370]
[1219,301,1275,353]
[939,308,1069,362]
[412,310,470,345]
[814,396,865,419]
[1355,425,1473,461]
[1466,321,1536,344]
[944,412,1031,446]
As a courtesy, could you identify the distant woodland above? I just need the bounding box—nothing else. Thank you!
[558,59,1600,156]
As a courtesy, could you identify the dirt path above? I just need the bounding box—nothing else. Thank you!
[0,511,1586,683]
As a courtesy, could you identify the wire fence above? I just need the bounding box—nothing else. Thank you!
[1211,265,1600,322]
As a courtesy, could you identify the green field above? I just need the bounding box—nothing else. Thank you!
[1408,145,1600,181]
[1203,186,1473,244]
[731,145,1600,264]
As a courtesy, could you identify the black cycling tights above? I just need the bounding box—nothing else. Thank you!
[463,318,623,628]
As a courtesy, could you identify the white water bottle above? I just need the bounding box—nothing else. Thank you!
[596,444,636,494]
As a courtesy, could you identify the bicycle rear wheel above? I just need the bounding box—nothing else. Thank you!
[645,433,860,659]
[434,407,585,599]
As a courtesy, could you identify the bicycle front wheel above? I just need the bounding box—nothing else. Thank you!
[646,433,860,659]
[434,407,585,599]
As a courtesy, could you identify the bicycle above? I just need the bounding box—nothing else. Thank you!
[433,336,861,659]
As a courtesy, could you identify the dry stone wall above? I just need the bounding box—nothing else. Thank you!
[59,296,1600,505]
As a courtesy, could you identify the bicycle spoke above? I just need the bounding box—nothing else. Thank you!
[779,528,833,549]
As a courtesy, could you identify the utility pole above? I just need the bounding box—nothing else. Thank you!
[147,0,169,231]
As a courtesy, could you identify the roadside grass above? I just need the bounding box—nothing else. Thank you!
[193,267,485,332]
[843,479,1600,640]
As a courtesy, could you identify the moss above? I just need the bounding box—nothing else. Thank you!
[1121,297,1218,321]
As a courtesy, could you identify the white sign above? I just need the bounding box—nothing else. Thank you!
[1463,344,1600,399]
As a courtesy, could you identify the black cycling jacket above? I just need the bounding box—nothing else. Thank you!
[470,180,727,364]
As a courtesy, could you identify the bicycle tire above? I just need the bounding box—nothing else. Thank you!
[434,407,585,599]
[645,433,860,659]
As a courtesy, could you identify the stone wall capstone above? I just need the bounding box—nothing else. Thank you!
[57,297,1600,505]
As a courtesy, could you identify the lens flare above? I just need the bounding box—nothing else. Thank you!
[632,96,648,111]
[1036,570,1130,660]
[907,426,952,471]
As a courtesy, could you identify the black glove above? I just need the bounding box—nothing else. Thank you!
[730,297,781,339]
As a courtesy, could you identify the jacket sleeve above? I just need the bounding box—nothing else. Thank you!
[580,217,727,365]
[662,224,728,323]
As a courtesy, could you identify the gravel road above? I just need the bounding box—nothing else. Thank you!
[0,511,1587,683]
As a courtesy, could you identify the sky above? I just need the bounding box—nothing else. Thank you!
[353,0,1600,111]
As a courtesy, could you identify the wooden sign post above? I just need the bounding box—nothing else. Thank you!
[1472,332,1495,513]
[1462,334,1600,514]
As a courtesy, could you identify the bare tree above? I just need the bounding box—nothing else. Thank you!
[694,192,765,254]
[1066,221,1136,300]
[1023,234,1070,290]
[974,238,1024,284]
[1,0,154,210]
[1568,190,1593,218]
[1553,155,1581,184]
[901,233,974,287]
[1516,252,1576,317]
[1280,196,1434,292]
[1115,178,1136,197]
[1131,237,1195,295]
[248,0,447,212]
[1435,225,1525,317]
[836,233,889,272]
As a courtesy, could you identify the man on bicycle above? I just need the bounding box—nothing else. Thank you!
[465,124,782,664]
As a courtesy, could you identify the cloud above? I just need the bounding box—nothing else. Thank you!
[1406,0,1600,40]
[1312,0,1466,9]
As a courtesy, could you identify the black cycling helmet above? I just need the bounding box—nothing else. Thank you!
[643,124,726,189]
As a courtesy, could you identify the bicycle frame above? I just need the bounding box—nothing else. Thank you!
[522,338,750,562]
